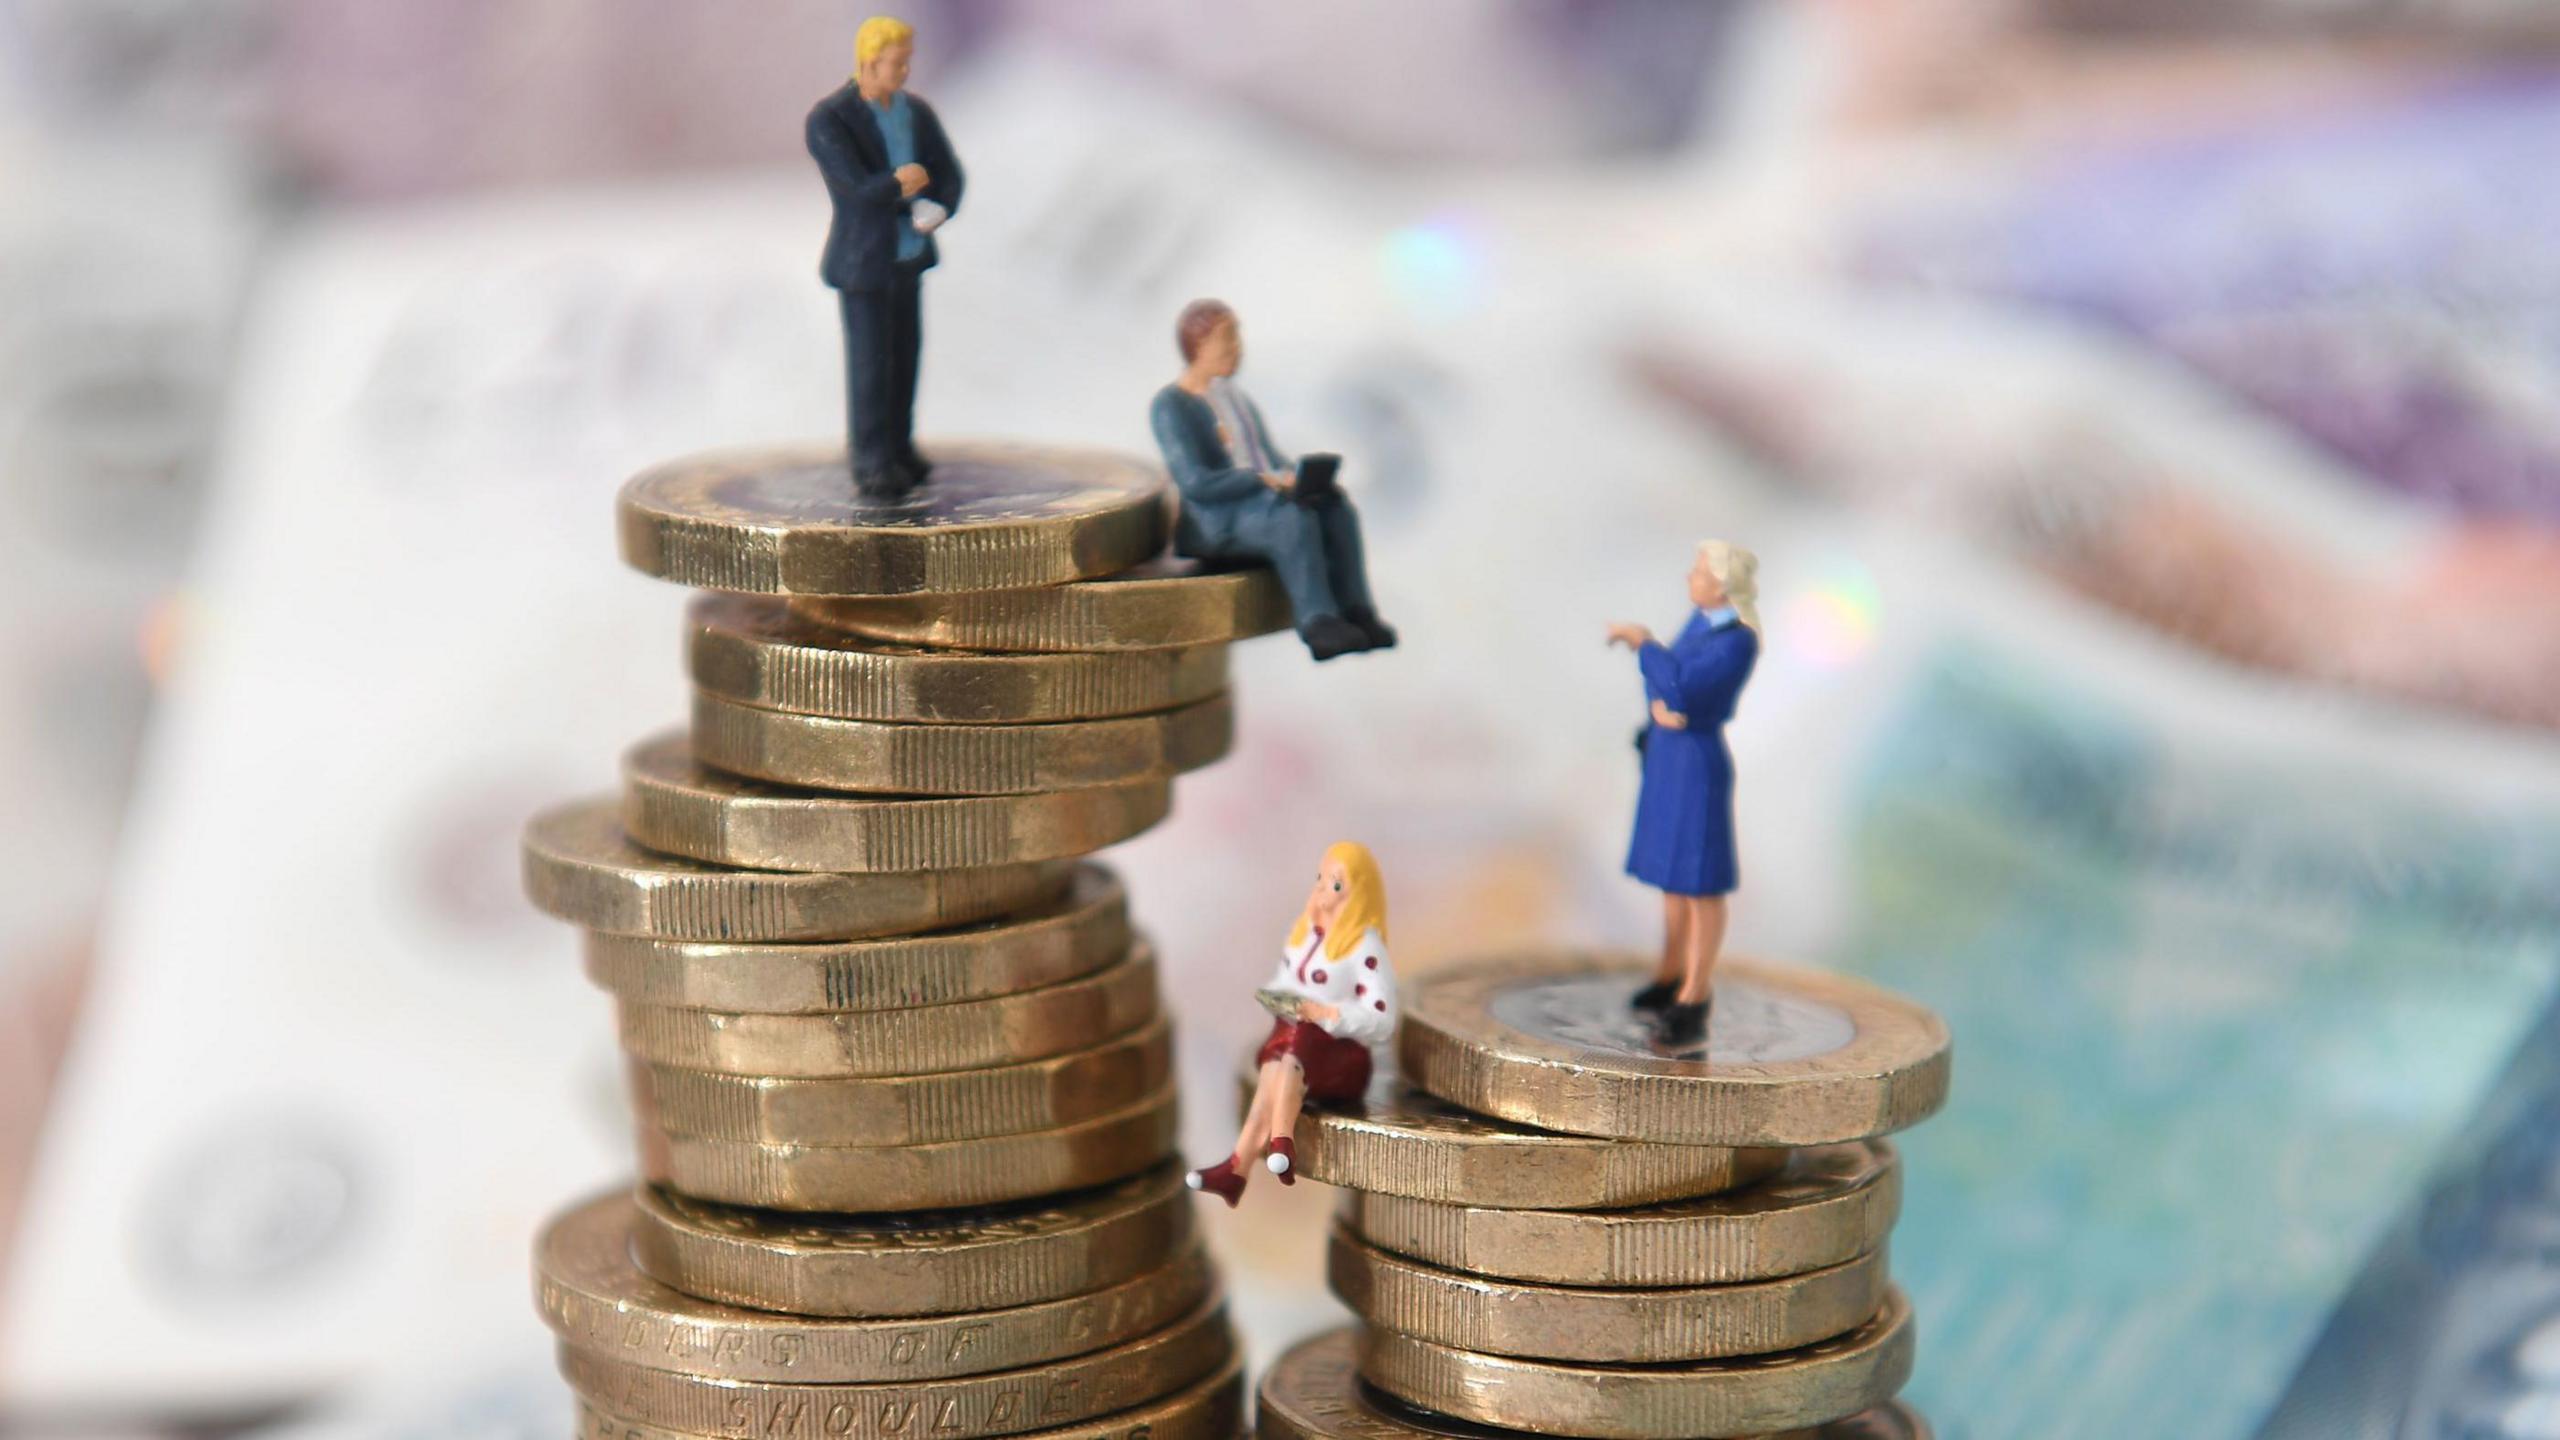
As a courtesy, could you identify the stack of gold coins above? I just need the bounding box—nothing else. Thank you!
[522,441,1293,1440]
[1259,951,1952,1440]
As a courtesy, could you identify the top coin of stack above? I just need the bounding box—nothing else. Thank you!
[527,440,1301,1440]
[1261,949,1949,1440]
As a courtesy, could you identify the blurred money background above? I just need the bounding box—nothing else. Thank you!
[3,2,2558,1438]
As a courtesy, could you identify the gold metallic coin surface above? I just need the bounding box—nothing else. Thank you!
[689,689,1234,796]
[523,797,1069,941]
[559,1294,1231,1440]
[572,1350,1245,1440]
[631,1015,1174,1146]
[618,947,1158,1077]
[1245,1061,1783,1209]
[622,734,1171,872]
[793,555,1292,652]
[584,864,1130,1013]
[1347,1141,1901,1288]
[1357,1289,1916,1440]
[689,595,1231,723]
[537,1190,1214,1382]
[629,1161,1193,1318]
[1399,954,1952,1146]
[617,441,1168,597]
[639,1083,1179,1211]
[1255,1330,1929,1440]
[1327,1226,1890,1363]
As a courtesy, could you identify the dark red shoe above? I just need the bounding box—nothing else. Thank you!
[1265,1137,1299,1185]
[1187,1157,1246,1207]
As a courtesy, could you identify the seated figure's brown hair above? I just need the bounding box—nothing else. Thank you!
[1176,299,1235,362]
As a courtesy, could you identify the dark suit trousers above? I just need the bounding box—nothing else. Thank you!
[838,264,924,474]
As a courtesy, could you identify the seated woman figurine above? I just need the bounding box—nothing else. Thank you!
[1186,840,1396,1206]
[1148,300,1396,662]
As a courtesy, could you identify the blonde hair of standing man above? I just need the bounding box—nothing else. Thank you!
[855,15,914,66]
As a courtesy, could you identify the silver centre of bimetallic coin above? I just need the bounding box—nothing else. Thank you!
[1488,974,1858,1064]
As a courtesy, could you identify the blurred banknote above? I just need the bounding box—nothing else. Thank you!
[1822,544,2560,1439]
[1855,75,2560,526]
[2256,986,2560,1439]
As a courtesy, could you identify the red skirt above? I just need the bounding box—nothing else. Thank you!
[1256,1016,1374,1102]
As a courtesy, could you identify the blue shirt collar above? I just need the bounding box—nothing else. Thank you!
[1698,605,1740,630]
[866,89,909,115]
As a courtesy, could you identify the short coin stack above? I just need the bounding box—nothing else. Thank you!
[1260,951,1951,1440]
[523,441,1292,1440]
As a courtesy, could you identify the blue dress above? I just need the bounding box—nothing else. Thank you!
[1625,609,1758,897]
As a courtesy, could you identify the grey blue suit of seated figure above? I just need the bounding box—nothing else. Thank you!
[1148,300,1395,662]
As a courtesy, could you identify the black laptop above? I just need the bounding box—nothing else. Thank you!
[1291,452,1342,507]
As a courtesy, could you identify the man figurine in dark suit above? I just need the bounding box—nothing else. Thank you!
[806,15,964,498]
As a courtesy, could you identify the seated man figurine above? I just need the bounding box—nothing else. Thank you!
[1149,299,1395,661]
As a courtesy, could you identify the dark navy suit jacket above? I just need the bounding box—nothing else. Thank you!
[804,84,964,292]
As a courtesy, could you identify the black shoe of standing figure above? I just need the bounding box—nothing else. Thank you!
[895,449,933,487]
[853,463,914,501]
[1300,614,1368,661]
[1656,994,1712,1047]
[1630,979,1678,1012]
[1345,607,1398,651]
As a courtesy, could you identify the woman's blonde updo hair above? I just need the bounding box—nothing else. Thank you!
[1699,539,1761,633]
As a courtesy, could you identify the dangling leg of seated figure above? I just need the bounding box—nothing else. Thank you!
[1261,1055,1309,1182]
[1192,1058,1291,1205]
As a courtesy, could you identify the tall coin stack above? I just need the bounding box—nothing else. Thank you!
[1257,952,1952,1440]
[522,442,1295,1440]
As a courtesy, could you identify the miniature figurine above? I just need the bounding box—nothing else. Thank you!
[1187,840,1396,1206]
[1607,540,1761,1047]
[1149,300,1396,662]
[807,15,964,498]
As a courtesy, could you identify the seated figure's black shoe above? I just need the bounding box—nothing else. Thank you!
[1300,614,1368,661]
[1345,607,1398,651]
[1656,994,1712,1047]
[1630,979,1678,1011]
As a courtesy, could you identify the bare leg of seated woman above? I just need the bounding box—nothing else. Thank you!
[1191,1057,1304,1205]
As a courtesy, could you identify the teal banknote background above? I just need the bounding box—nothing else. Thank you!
[1851,650,2560,1438]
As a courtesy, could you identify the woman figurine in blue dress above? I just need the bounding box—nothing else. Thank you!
[1607,539,1761,1047]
